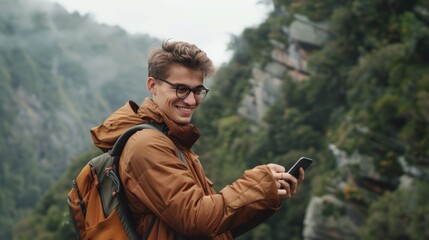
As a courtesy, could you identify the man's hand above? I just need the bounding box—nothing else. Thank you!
[267,163,305,200]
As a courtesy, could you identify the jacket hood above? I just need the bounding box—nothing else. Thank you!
[90,98,201,151]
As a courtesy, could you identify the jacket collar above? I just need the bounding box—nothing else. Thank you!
[91,98,201,151]
[137,98,201,149]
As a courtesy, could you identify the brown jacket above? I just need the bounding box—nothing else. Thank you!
[90,99,281,239]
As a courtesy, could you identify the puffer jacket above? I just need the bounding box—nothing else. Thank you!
[90,98,281,239]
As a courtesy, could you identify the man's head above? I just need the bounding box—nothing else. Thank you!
[146,40,215,125]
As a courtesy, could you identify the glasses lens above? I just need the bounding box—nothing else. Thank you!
[194,87,207,100]
[176,85,190,99]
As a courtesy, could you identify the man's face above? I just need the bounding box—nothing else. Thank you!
[148,64,205,125]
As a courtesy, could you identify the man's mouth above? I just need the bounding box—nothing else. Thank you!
[177,106,194,113]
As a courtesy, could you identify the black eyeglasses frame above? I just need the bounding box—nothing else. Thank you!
[155,77,209,101]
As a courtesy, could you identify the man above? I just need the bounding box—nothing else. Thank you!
[90,40,305,239]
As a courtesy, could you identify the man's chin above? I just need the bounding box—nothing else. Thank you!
[174,116,192,125]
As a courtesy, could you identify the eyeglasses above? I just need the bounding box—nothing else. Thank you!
[155,78,209,101]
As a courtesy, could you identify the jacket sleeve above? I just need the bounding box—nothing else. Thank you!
[219,166,281,237]
[121,129,281,239]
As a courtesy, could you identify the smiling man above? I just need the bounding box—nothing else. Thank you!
[90,40,305,239]
[149,67,206,124]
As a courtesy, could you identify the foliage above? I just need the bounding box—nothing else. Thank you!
[0,0,158,238]
[361,180,429,240]
[198,0,429,239]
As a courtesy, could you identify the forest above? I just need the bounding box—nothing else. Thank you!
[2,0,429,239]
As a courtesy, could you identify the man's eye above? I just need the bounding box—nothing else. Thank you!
[176,85,190,94]
[194,87,204,94]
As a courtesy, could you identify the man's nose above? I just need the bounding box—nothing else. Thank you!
[183,91,197,105]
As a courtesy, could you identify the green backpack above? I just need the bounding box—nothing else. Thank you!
[68,123,183,240]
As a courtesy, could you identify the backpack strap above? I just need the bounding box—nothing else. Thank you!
[109,123,158,157]
[109,123,183,161]
[107,123,185,240]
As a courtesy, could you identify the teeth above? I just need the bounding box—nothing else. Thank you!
[178,107,192,112]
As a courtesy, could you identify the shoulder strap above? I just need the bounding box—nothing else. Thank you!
[106,123,184,239]
[109,124,158,157]
[109,122,185,161]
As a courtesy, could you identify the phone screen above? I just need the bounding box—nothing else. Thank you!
[287,157,313,178]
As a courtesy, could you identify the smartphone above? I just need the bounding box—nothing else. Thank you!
[287,157,313,178]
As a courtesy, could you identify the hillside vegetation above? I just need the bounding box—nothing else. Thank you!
[0,0,158,238]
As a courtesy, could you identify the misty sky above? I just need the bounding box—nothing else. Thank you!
[46,0,272,66]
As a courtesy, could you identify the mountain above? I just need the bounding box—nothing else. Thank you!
[7,0,429,240]
[0,0,159,238]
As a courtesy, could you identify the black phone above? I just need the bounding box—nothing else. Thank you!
[287,157,313,178]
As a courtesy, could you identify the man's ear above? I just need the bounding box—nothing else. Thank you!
[146,77,157,95]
